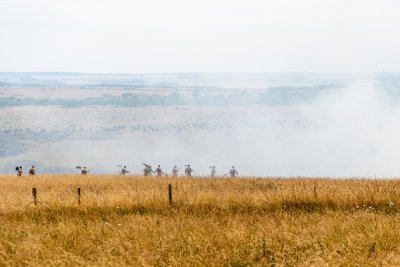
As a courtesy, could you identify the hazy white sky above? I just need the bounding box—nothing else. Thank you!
[0,0,399,73]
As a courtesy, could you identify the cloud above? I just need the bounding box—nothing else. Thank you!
[0,0,400,72]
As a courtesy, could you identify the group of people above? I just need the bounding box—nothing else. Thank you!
[141,164,195,177]
[15,164,239,177]
[15,166,36,176]
[206,165,239,177]
[122,164,238,177]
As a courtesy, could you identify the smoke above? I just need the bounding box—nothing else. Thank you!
[1,74,400,177]
[138,76,400,177]
[240,77,400,177]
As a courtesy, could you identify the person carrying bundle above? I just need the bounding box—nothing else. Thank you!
[143,164,153,176]
[81,166,89,175]
[16,166,23,176]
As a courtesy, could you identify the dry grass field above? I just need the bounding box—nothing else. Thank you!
[1,175,400,266]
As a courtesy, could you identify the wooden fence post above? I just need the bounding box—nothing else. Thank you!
[77,188,81,205]
[262,240,266,257]
[32,188,37,205]
[168,184,172,204]
[313,185,318,200]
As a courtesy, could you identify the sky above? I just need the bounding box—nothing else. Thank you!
[0,0,399,73]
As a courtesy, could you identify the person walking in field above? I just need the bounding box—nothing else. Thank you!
[185,165,194,176]
[81,166,89,175]
[155,165,163,176]
[210,166,216,177]
[120,166,129,175]
[29,166,36,176]
[16,166,23,176]
[172,165,179,177]
[229,166,238,177]
[143,164,153,176]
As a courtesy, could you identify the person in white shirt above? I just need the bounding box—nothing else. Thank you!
[172,166,179,177]
[229,166,238,177]
[185,165,194,176]
[155,165,163,176]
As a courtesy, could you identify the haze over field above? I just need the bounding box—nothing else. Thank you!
[3,1,400,266]
[1,1,400,176]
[0,72,400,176]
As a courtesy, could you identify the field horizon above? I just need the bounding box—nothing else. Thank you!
[2,72,400,177]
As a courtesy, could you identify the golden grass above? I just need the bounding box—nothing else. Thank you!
[1,174,400,266]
